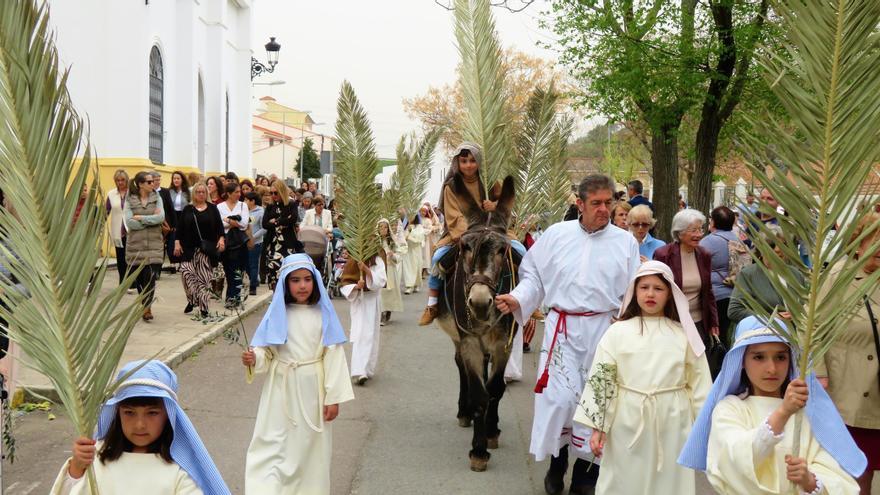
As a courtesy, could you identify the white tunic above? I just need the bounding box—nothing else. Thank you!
[509,220,640,461]
[245,304,355,495]
[342,258,387,378]
[573,317,711,495]
[52,452,202,495]
[402,225,425,289]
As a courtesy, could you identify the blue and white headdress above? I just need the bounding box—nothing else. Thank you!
[96,360,231,495]
[251,253,347,347]
[677,316,866,478]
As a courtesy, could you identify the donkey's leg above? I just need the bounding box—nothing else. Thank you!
[454,345,472,427]
[485,336,511,449]
[461,337,491,471]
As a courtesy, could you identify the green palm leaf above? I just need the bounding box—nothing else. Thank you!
[544,114,575,226]
[402,128,443,214]
[738,0,880,456]
[0,1,145,492]
[454,0,514,195]
[334,81,382,270]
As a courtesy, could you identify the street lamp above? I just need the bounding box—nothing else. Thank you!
[251,37,281,80]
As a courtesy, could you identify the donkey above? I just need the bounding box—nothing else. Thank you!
[435,176,520,472]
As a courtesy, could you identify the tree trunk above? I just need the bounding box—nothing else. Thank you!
[690,113,722,215]
[651,123,680,242]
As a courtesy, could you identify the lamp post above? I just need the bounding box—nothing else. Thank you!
[251,37,280,80]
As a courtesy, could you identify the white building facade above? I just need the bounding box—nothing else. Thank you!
[46,0,254,180]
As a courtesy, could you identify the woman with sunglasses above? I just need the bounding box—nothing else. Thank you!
[123,171,165,321]
[628,204,665,262]
[262,180,302,288]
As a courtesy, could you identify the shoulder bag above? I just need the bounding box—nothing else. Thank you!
[193,209,220,266]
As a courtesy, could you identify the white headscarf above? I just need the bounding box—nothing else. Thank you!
[619,260,706,356]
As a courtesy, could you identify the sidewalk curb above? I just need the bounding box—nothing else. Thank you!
[20,292,273,405]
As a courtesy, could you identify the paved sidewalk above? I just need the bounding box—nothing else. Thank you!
[13,263,273,403]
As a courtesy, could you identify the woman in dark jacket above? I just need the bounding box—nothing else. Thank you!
[262,179,302,287]
[174,182,225,319]
[653,208,719,347]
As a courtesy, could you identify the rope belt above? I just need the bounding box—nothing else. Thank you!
[265,356,325,432]
[617,383,686,471]
[534,308,602,394]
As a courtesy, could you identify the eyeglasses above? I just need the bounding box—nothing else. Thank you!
[143,180,154,184]
[631,222,652,229]
[684,227,703,234]
[270,191,279,196]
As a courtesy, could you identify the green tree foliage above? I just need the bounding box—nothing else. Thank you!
[296,137,322,181]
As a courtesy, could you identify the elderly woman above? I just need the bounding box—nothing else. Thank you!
[816,212,880,494]
[611,201,632,230]
[653,209,719,347]
[627,204,665,261]
[699,206,743,344]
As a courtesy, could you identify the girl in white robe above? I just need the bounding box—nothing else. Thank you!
[51,360,231,495]
[402,217,426,294]
[340,254,387,384]
[678,316,865,495]
[378,218,405,324]
[574,260,711,495]
[243,254,355,495]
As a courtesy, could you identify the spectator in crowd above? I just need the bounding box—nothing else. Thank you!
[165,171,190,268]
[217,181,249,308]
[187,172,202,191]
[175,182,224,319]
[699,206,742,344]
[123,171,165,321]
[653,209,719,348]
[240,179,254,197]
[225,171,239,184]
[727,225,795,326]
[300,181,309,191]
[150,171,174,276]
[816,211,880,494]
[627,179,654,211]
[105,169,132,291]
[611,201,632,230]
[298,192,313,221]
[308,182,318,195]
[759,188,780,225]
[244,192,265,296]
[262,179,302,287]
[302,196,333,235]
[628,204,665,261]
[206,176,224,205]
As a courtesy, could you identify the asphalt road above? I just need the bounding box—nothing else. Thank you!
[0,288,781,495]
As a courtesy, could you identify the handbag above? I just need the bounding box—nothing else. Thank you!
[224,203,248,251]
[706,334,727,380]
[193,210,220,266]
[864,297,880,393]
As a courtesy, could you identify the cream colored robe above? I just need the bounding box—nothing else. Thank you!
[574,317,711,495]
[245,304,355,495]
[707,395,860,495]
[380,237,406,313]
[402,225,425,290]
[342,258,387,379]
[52,452,201,495]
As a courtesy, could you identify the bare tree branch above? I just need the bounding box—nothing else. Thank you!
[434,0,536,13]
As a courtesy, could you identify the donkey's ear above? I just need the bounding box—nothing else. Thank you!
[493,175,516,218]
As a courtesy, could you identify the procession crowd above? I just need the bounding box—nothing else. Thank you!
[42,141,880,495]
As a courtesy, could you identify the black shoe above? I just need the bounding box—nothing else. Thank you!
[523,342,531,353]
[184,303,194,314]
[200,310,210,319]
[249,288,257,296]
[544,447,569,495]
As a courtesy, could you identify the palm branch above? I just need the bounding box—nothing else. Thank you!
[334,81,382,272]
[513,86,562,236]
[453,0,514,195]
[544,114,575,226]
[402,128,443,214]
[0,1,144,492]
[737,0,880,457]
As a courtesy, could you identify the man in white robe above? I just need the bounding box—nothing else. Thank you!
[496,174,639,495]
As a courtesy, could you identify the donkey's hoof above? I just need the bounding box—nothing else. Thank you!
[469,455,489,472]
[487,436,500,449]
[458,416,472,428]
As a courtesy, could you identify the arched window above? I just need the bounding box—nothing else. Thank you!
[225,92,230,172]
[148,46,164,164]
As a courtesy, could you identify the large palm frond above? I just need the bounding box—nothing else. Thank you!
[513,86,562,235]
[544,114,575,226]
[738,0,880,455]
[454,0,514,194]
[403,127,442,213]
[334,81,382,268]
[0,1,144,491]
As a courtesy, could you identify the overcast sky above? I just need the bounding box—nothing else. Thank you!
[250,0,566,158]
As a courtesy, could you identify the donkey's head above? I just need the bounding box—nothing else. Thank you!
[458,176,515,322]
